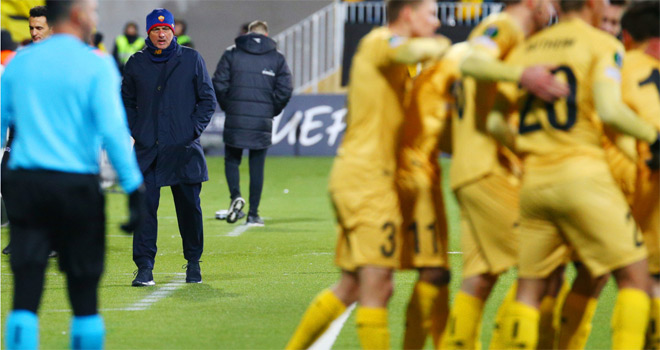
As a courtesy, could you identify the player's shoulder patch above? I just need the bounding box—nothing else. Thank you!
[389,35,405,48]
[483,26,499,39]
[614,51,624,69]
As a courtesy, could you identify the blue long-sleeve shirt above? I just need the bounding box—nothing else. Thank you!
[1,34,142,193]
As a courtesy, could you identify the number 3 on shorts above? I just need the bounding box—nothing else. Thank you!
[380,222,396,257]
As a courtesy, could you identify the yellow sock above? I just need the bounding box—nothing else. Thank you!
[552,279,571,332]
[285,289,347,350]
[612,288,650,350]
[489,282,517,350]
[536,295,557,350]
[647,297,660,349]
[441,291,484,350]
[356,306,389,350]
[500,301,540,350]
[557,292,598,350]
[430,285,450,349]
[403,281,448,349]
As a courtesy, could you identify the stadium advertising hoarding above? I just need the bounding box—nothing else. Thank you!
[202,94,347,156]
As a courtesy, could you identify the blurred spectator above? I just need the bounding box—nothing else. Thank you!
[239,22,250,36]
[112,21,144,74]
[0,0,44,45]
[174,19,194,48]
[1,30,17,66]
[28,6,51,43]
[601,0,627,37]
[92,32,106,52]
[212,20,293,226]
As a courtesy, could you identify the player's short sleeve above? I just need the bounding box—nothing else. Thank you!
[469,19,520,59]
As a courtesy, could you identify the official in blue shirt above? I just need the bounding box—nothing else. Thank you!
[1,1,145,349]
[122,8,216,286]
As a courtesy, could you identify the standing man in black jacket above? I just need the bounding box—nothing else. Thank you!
[122,8,216,286]
[213,20,293,226]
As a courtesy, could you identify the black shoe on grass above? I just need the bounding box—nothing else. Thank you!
[185,261,202,283]
[132,268,155,286]
[246,215,264,227]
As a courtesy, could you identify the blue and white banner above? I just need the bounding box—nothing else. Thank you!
[201,94,347,156]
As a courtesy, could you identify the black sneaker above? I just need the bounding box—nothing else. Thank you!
[2,245,10,255]
[184,261,202,283]
[132,268,155,286]
[246,215,264,227]
[226,197,245,224]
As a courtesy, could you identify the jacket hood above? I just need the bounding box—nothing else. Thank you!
[235,33,276,55]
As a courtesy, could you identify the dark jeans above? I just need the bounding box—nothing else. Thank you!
[4,170,104,316]
[224,145,267,216]
[133,162,204,270]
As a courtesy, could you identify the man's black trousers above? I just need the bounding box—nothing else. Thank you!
[133,162,203,270]
[224,145,267,216]
[4,169,104,316]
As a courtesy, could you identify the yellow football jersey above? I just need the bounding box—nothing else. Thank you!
[623,49,660,134]
[499,18,625,187]
[398,43,469,179]
[449,12,525,190]
[329,27,436,192]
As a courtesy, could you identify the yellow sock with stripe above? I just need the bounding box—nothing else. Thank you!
[489,282,517,350]
[500,301,540,350]
[647,297,660,349]
[403,281,448,349]
[611,288,650,350]
[356,306,389,350]
[440,291,484,350]
[556,292,598,350]
[285,289,346,350]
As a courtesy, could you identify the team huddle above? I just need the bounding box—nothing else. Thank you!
[286,0,660,349]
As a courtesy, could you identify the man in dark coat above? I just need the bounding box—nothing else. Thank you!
[122,8,216,286]
[213,20,293,227]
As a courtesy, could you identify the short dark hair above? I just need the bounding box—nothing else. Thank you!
[621,1,660,41]
[248,20,268,34]
[386,0,424,23]
[45,0,74,24]
[501,0,523,5]
[29,6,47,19]
[610,0,628,7]
[560,0,586,13]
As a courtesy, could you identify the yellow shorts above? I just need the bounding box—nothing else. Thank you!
[519,175,647,278]
[333,187,402,272]
[633,170,660,275]
[454,172,519,278]
[397,170,448,270]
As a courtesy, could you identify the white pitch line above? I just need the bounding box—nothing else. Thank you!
[226,224,250,237]
[448,251,463,254]
[42,273,187,313]
[309,303,356,350]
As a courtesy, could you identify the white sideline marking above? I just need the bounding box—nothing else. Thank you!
[309,303,356,350]
[42,273,187,313]
[448,251,463,255]
[226,225,250,237]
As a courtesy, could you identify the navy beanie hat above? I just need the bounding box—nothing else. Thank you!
[146,8,175,33]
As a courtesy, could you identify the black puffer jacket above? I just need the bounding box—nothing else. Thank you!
[213,33,293,149]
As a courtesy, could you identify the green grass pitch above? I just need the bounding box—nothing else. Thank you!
[1,157,618,349]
